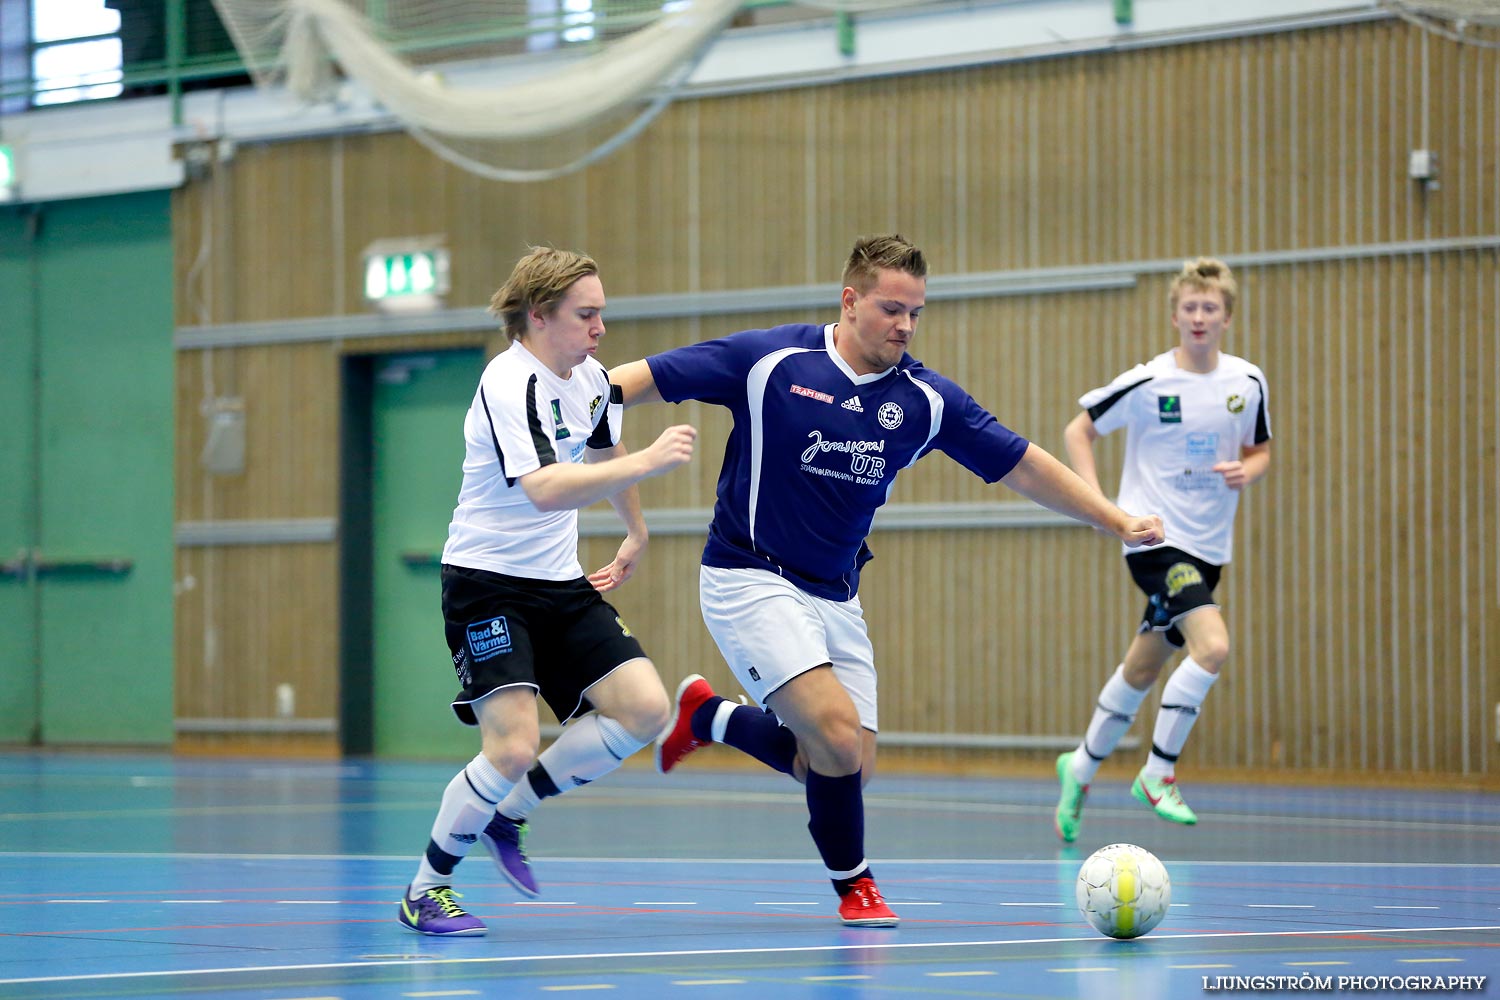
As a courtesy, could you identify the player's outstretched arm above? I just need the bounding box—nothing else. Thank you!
[1001,443,1164,548]
[520,424,696,513]
[609,359,664,408]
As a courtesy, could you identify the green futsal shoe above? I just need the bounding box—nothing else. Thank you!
[1054,752,1089,843]
[1131,770,1198,825]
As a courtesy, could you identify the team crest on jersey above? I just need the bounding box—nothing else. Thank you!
[841,396,864,412]
[1157,395,1182,423]
[877,401,903,430]
[1226,394,1246,414]
[790,384,835,404]
[550,399,571,439]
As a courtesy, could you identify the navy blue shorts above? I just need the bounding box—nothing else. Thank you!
[1124,547,1222,649]
[441,564,646,726]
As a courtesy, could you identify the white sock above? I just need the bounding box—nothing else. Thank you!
[709,700,737,743]
[495,713,649,821]
[1143,658,1218,779]
[1072,665,1152,785]
[411,753,513,895]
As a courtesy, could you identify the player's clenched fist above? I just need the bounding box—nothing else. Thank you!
[644,424,697,475]
[1119,514,1165,548]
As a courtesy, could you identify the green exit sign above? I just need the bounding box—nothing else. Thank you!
[0,145,15,201]
[363,244,450,306]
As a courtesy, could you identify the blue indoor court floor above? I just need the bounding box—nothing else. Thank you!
[1,751,1497,999]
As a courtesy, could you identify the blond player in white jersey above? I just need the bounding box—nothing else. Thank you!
[1054,258,1271,842]
[398,247,696,935]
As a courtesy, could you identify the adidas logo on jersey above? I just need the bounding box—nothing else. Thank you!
[841,397,864,412]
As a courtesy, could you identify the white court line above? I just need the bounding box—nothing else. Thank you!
[1374,905,1439,909]
[633,902,697,906]
[3,924,1497,986]
[4,851,1500,869]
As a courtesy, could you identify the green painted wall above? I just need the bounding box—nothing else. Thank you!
[0,192,175,745]
[0,209,41,742]
[370,350,483,759]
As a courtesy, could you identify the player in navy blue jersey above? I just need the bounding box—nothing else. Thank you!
[611,234,1164,926]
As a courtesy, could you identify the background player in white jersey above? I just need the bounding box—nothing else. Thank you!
[1053,257,1271,843]
[399,247,697,936]
[610,234,1164,926]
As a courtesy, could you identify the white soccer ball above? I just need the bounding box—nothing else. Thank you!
[1075,842,1171,939]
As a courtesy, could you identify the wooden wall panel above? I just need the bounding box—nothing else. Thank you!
[173,544,339,719]
[176,344,339,522]
[174,17,1500,775]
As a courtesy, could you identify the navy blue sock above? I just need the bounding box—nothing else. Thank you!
[726,707,798,775]
[691,698,799,775]
[805,769,869,894]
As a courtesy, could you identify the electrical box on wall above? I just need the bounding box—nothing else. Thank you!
[1408,149,1436,181]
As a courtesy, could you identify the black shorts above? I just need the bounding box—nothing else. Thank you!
[441,564,647,726]
[1124,547,1222,649]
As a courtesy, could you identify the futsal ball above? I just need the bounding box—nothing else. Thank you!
[1075,843,1171,939]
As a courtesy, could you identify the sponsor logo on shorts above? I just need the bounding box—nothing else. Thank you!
[791,384,835,404]
[748,667,761,681]
[467,616,513,662]
[1165,562,1204,598]
[452,648,472,686]
[877,401,903,430]
[1158,395,1182,423]
[1226,393,1246,413]
[615,615,633,637]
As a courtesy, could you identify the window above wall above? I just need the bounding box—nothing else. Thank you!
[32,0,124,105]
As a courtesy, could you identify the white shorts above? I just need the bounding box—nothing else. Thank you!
[698,564,878,731]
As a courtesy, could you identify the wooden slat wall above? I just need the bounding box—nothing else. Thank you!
[174,18,1500,774]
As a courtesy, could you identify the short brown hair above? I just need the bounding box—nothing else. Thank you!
[841,234,927,294]
[1169,257,1237,317]
[489,246,599,342]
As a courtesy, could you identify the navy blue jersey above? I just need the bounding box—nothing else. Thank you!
[647,323,1029,600]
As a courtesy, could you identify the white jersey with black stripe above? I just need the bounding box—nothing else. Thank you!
[441,340,623,580]
[1080,350,1271,566]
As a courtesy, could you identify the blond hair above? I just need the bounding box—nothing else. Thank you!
[1169,257,1237,317]
[841,234,927,294]
[489,246,599,342]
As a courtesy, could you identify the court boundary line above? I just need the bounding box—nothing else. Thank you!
[2,852,1500,868]
[3,923,1498,986]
